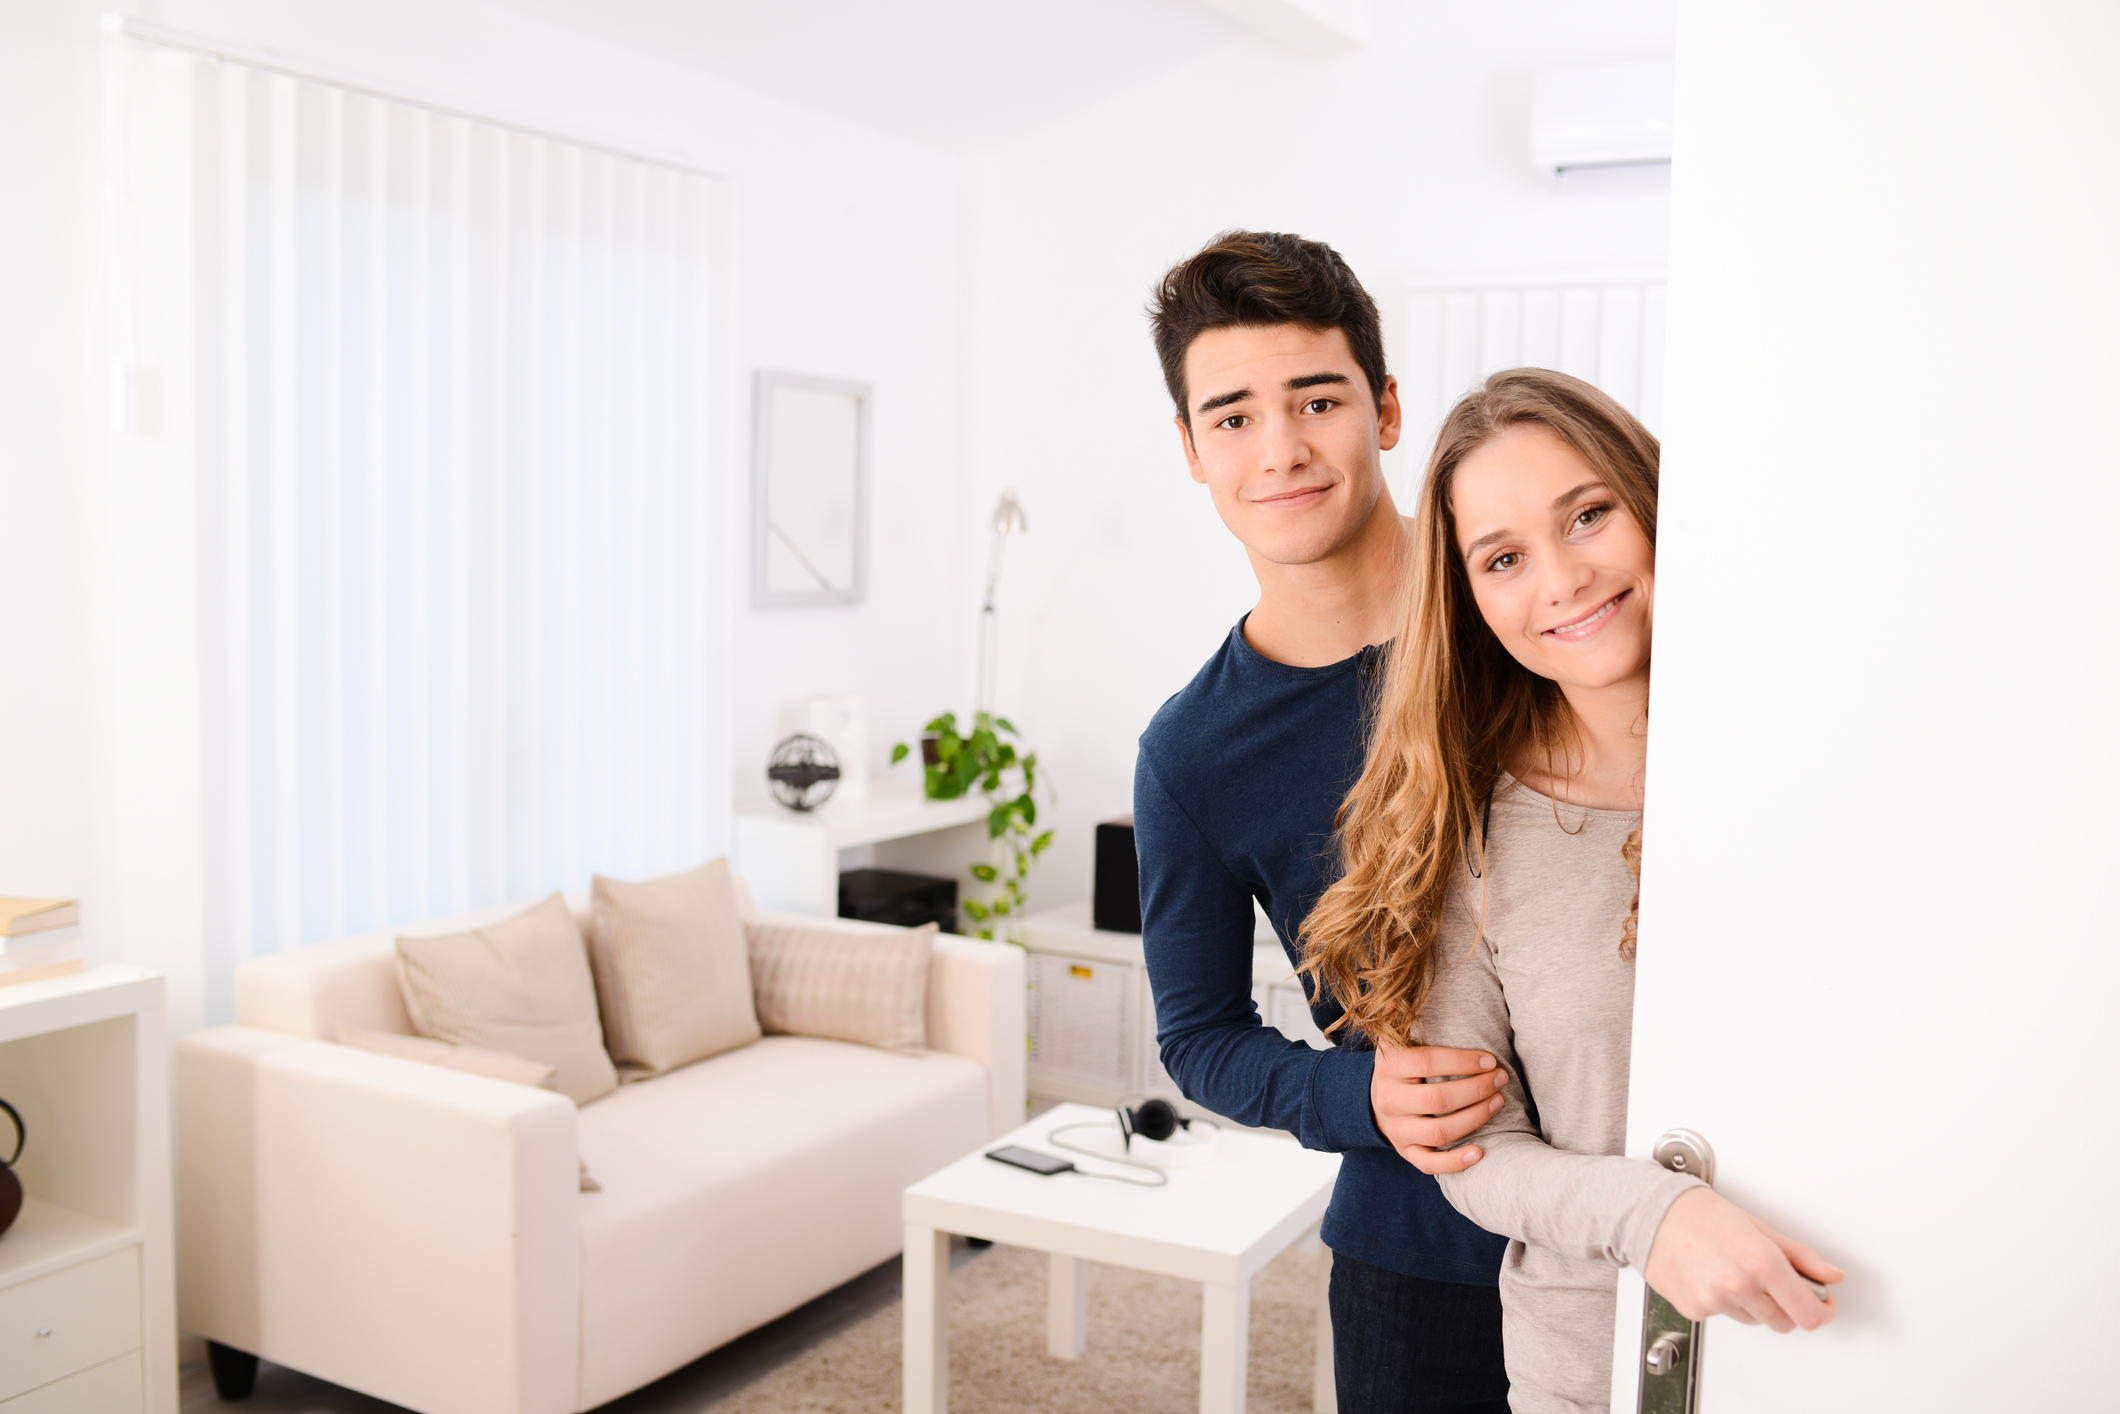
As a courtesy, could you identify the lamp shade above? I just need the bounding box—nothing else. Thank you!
[990,490,1028,536]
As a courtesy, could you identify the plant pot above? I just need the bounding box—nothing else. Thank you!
[918,735,965,800]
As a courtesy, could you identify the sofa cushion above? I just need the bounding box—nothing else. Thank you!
[395,893,619,1105]
[237,893,597,1041]
[333,1024,560,1089]
[748,919,935,1053]
[573,1034,988,1408]
[588,858,761,1078]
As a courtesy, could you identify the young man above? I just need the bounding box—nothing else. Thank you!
[1135,231,1514,1413]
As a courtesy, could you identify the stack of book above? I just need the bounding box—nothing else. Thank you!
[1,897,86,988]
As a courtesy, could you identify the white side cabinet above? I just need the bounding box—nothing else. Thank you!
[1021,902,1329,1116]
[732,778,994,916]
[0,967,173,1414]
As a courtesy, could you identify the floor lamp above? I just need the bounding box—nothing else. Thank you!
[976,490,1028,716]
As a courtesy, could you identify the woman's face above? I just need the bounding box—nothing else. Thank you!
[1450,423,1654,696]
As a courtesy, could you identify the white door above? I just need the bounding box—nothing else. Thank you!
[1615,3,2120,1408]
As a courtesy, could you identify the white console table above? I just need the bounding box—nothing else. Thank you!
[0,965,175,1414]
[1021,902,1330,1115]
[731,778,994,916]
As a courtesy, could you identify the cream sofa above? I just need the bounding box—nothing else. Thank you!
[174,890,1025,1414]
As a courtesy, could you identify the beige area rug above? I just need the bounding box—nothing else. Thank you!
[711,1239,1329,1414]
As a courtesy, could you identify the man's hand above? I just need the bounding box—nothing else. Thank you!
[1371,1042,1512,1174]
[1644,1187,1845,1331]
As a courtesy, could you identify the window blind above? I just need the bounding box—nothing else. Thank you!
[113,36,730,1003]
[1401,277,1668,467]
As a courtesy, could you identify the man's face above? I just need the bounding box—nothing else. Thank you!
[1177,324,1401,566]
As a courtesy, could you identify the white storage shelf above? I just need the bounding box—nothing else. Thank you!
[732,777,994,916]
[0,965,174,1414]
[1021,901,1330,1118]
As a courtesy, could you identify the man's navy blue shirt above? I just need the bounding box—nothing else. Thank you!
[1134,619,1507,1286]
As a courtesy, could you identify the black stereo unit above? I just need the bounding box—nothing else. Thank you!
[838,868,959,933]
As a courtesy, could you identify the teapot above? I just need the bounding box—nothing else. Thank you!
[0,1097,21,1238]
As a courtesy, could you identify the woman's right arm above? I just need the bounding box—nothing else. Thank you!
[1415,936,1842,1331]
[1411,931,1704,1271]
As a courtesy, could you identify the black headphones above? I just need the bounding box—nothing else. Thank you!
[1114,1097,1199,1151]
[1043,1098,1221,1186]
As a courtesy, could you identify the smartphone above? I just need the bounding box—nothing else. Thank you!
[985,1145,1075,1176]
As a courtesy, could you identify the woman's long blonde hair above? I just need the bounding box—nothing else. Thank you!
[1299,368,1660,1047]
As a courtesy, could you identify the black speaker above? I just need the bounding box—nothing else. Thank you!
[1093,816,1140,933]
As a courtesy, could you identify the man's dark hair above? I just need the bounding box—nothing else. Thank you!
[1148,230,1387,426]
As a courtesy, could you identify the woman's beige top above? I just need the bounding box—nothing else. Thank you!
[1426,776,1701,1414]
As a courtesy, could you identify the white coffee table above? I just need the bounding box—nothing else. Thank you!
[902,1102,1342,1414]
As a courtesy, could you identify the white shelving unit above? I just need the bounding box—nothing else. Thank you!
[731,777,994,915]
[1020,901,1329,1116]
[0,965,174,1414]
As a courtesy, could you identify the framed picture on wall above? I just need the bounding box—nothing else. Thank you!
[751,371,872,608]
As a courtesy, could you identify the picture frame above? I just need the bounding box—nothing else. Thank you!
[750,370,873,609]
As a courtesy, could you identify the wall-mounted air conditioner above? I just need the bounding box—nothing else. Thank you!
[1530,59,1674,177]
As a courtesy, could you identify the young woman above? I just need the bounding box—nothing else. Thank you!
[1301,369,1843,1411]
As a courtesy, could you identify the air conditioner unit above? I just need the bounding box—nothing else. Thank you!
[1530,59,1674,177]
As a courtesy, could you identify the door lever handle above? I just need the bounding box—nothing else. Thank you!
[1643,1328,1687,1377]
[1637,1128,1715,1413]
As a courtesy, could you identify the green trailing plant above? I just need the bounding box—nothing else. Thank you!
[891,711,1052,945]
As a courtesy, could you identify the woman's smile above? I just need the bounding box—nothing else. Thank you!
[1542,590,1630,641]
[1451,422,1655,697]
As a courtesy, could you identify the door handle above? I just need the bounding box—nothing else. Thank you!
[1643,1327,1686,1375]
[1636,1128,1713,1414]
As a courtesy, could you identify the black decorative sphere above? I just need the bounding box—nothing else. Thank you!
[768,733,842,811]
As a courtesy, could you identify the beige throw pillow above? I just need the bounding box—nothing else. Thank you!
[335,1024,560,1089]
[334,1025,601,1191]
[588,858,761,1078]
[747,920,935,1054]
[395,893,619,1105]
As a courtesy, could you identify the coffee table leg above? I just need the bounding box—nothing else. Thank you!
[903,1225,950,1414]
[1047,1253,1088,1359]
[1200,1276,1251,1414]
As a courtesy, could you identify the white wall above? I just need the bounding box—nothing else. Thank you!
[0,0,970,1028]
[963,1,1677,913]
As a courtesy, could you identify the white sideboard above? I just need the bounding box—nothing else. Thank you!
[1020,901,1329,1117]
[731,777,994,915]
[0,966,174,1414]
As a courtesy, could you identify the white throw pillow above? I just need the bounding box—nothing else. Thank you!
[747,920,935,1054]
[395,892,619,1106]
[588,858,762,1078]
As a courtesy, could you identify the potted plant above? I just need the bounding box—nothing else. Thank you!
[891,712,1052,944]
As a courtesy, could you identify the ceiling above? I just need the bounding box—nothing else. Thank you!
[485,0,1252,152]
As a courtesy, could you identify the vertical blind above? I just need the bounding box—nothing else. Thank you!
[118,38,729,987]
[1401,278,1668,467]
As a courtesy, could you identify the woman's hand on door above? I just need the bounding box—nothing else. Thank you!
[1645,1186,1845,1331]
[1369,1042,1513,1174]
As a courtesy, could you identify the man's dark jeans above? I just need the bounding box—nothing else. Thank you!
[1330,1251,1510,1414]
